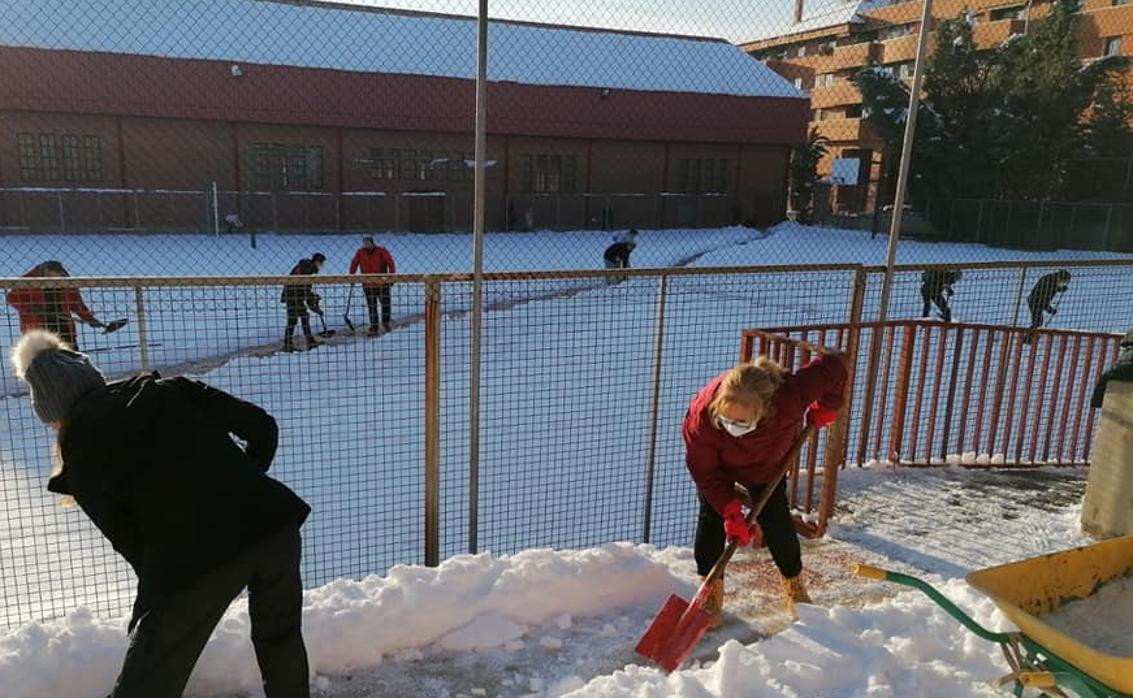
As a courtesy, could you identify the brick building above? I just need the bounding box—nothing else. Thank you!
[0,0,808,233]
[742,0,1133,214]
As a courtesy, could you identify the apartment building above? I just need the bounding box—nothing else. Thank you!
[742,0,1133,214]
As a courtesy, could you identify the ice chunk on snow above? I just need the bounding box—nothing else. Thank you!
[555,613,573,630]
[540,636,562,651]
[440,613,527,651]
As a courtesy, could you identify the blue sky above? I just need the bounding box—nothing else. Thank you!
[341,0,822,43]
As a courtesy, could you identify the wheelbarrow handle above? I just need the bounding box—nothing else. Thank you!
[851,564,1012,644]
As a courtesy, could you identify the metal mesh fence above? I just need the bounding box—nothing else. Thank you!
[1,259,1131,629]
[3,0,1133,646]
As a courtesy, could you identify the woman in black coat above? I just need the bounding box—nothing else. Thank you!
[11,330,311,698]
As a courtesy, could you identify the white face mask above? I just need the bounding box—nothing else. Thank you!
[717,416,758,438]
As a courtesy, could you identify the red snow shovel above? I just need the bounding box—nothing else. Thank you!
[634,425,816,673]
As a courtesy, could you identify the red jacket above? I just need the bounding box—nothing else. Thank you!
[683,354,848,514]
[349,247,396,287]
[6,267,95,334]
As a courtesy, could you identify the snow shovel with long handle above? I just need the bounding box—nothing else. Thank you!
[101,318,128,334]
[342,284,357,335]
[634,424,816,673]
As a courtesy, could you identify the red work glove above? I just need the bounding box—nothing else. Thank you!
[721,500,752,547]
[806,402,838,429]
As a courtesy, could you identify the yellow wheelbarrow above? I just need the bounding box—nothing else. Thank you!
[855,535,1133,697]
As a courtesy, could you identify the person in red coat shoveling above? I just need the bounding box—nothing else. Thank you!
[6,261,108,350]
[348,236,396,335]
[683,352,847,624]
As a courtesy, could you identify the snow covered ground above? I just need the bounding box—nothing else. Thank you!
[1,224,1130,696]
[0,466,1105,698]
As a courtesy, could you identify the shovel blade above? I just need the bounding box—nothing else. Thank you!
[103,318,129,334]
[635,594,714,673]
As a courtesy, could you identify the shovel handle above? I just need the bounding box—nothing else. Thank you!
[697,424,817,592]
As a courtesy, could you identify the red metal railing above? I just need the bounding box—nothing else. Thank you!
[738,330,852,538]
[740,321,1123,535]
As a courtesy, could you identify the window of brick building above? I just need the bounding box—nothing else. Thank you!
[879,23,917,41]
[523,154,577,193]
[1106,37,1123,57]
[17,132,103,183]
[1115,0,1129,6]
[990,5,1026,21]
[370,148,471,182]
[677,158,730,193]
[248,143,323,190]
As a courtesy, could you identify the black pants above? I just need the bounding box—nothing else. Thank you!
[363,286,392,328]
[44,316,79,350]
[921,288,951,322]
[284,304,314,342]
[694,479,802,579]
[1028,301,1046,330]
[113,525,309,698]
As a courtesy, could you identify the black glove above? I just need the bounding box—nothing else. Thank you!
[1049,307,1058,316]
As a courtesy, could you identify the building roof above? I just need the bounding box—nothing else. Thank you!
[744,0,893,44]
[0,0,804,100]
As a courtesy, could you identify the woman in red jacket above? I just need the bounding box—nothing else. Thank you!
[683,353,847,623]
[6,261,104,350]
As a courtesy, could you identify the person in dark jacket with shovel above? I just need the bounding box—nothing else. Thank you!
[1024,269,1071,343]
[6,260,119,350]
[282,253,326,352]
[920,267,962,323]
[10,330,311,698]
[682,353,846,625]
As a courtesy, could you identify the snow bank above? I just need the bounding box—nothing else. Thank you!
[0,544,685,698]
[566,581,1008,698]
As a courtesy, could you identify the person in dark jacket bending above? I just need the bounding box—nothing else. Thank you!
[602,230,638,285]
[1026,269,1071,339]
[10,330,311,698]
[282,253,326,352]
[920,268,962,322]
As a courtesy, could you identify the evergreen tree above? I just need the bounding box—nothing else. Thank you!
[788,129,829,223]
[855,0,1130,204]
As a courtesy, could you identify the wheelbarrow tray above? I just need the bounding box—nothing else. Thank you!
[965,534,1133,693]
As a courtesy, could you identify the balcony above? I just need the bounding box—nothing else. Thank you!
[813,118,864,142]
[811,83,863,109]
[972,19,1026,47]
[830,41,882,69]
[880,33,920,63]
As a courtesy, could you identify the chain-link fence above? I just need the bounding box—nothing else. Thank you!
[2,259,1129,629]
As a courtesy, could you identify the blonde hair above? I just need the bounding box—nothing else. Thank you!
[710,357,787,421]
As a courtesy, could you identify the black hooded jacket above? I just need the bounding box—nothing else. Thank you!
[52,374,310,602]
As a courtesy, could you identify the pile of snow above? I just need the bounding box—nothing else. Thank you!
[1044,574,1133,657]
[0,544,685,698]
[570,582,1007,698]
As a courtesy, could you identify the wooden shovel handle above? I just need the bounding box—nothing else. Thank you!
[697,424,817,593]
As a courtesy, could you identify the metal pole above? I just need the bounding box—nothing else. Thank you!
[57,191,65,232]
[134,286,150,371]
[468,0,488,554]
[641,275,668,543]
[424,279,441,566]
[212,181,221,236]
[876,0,933,323]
